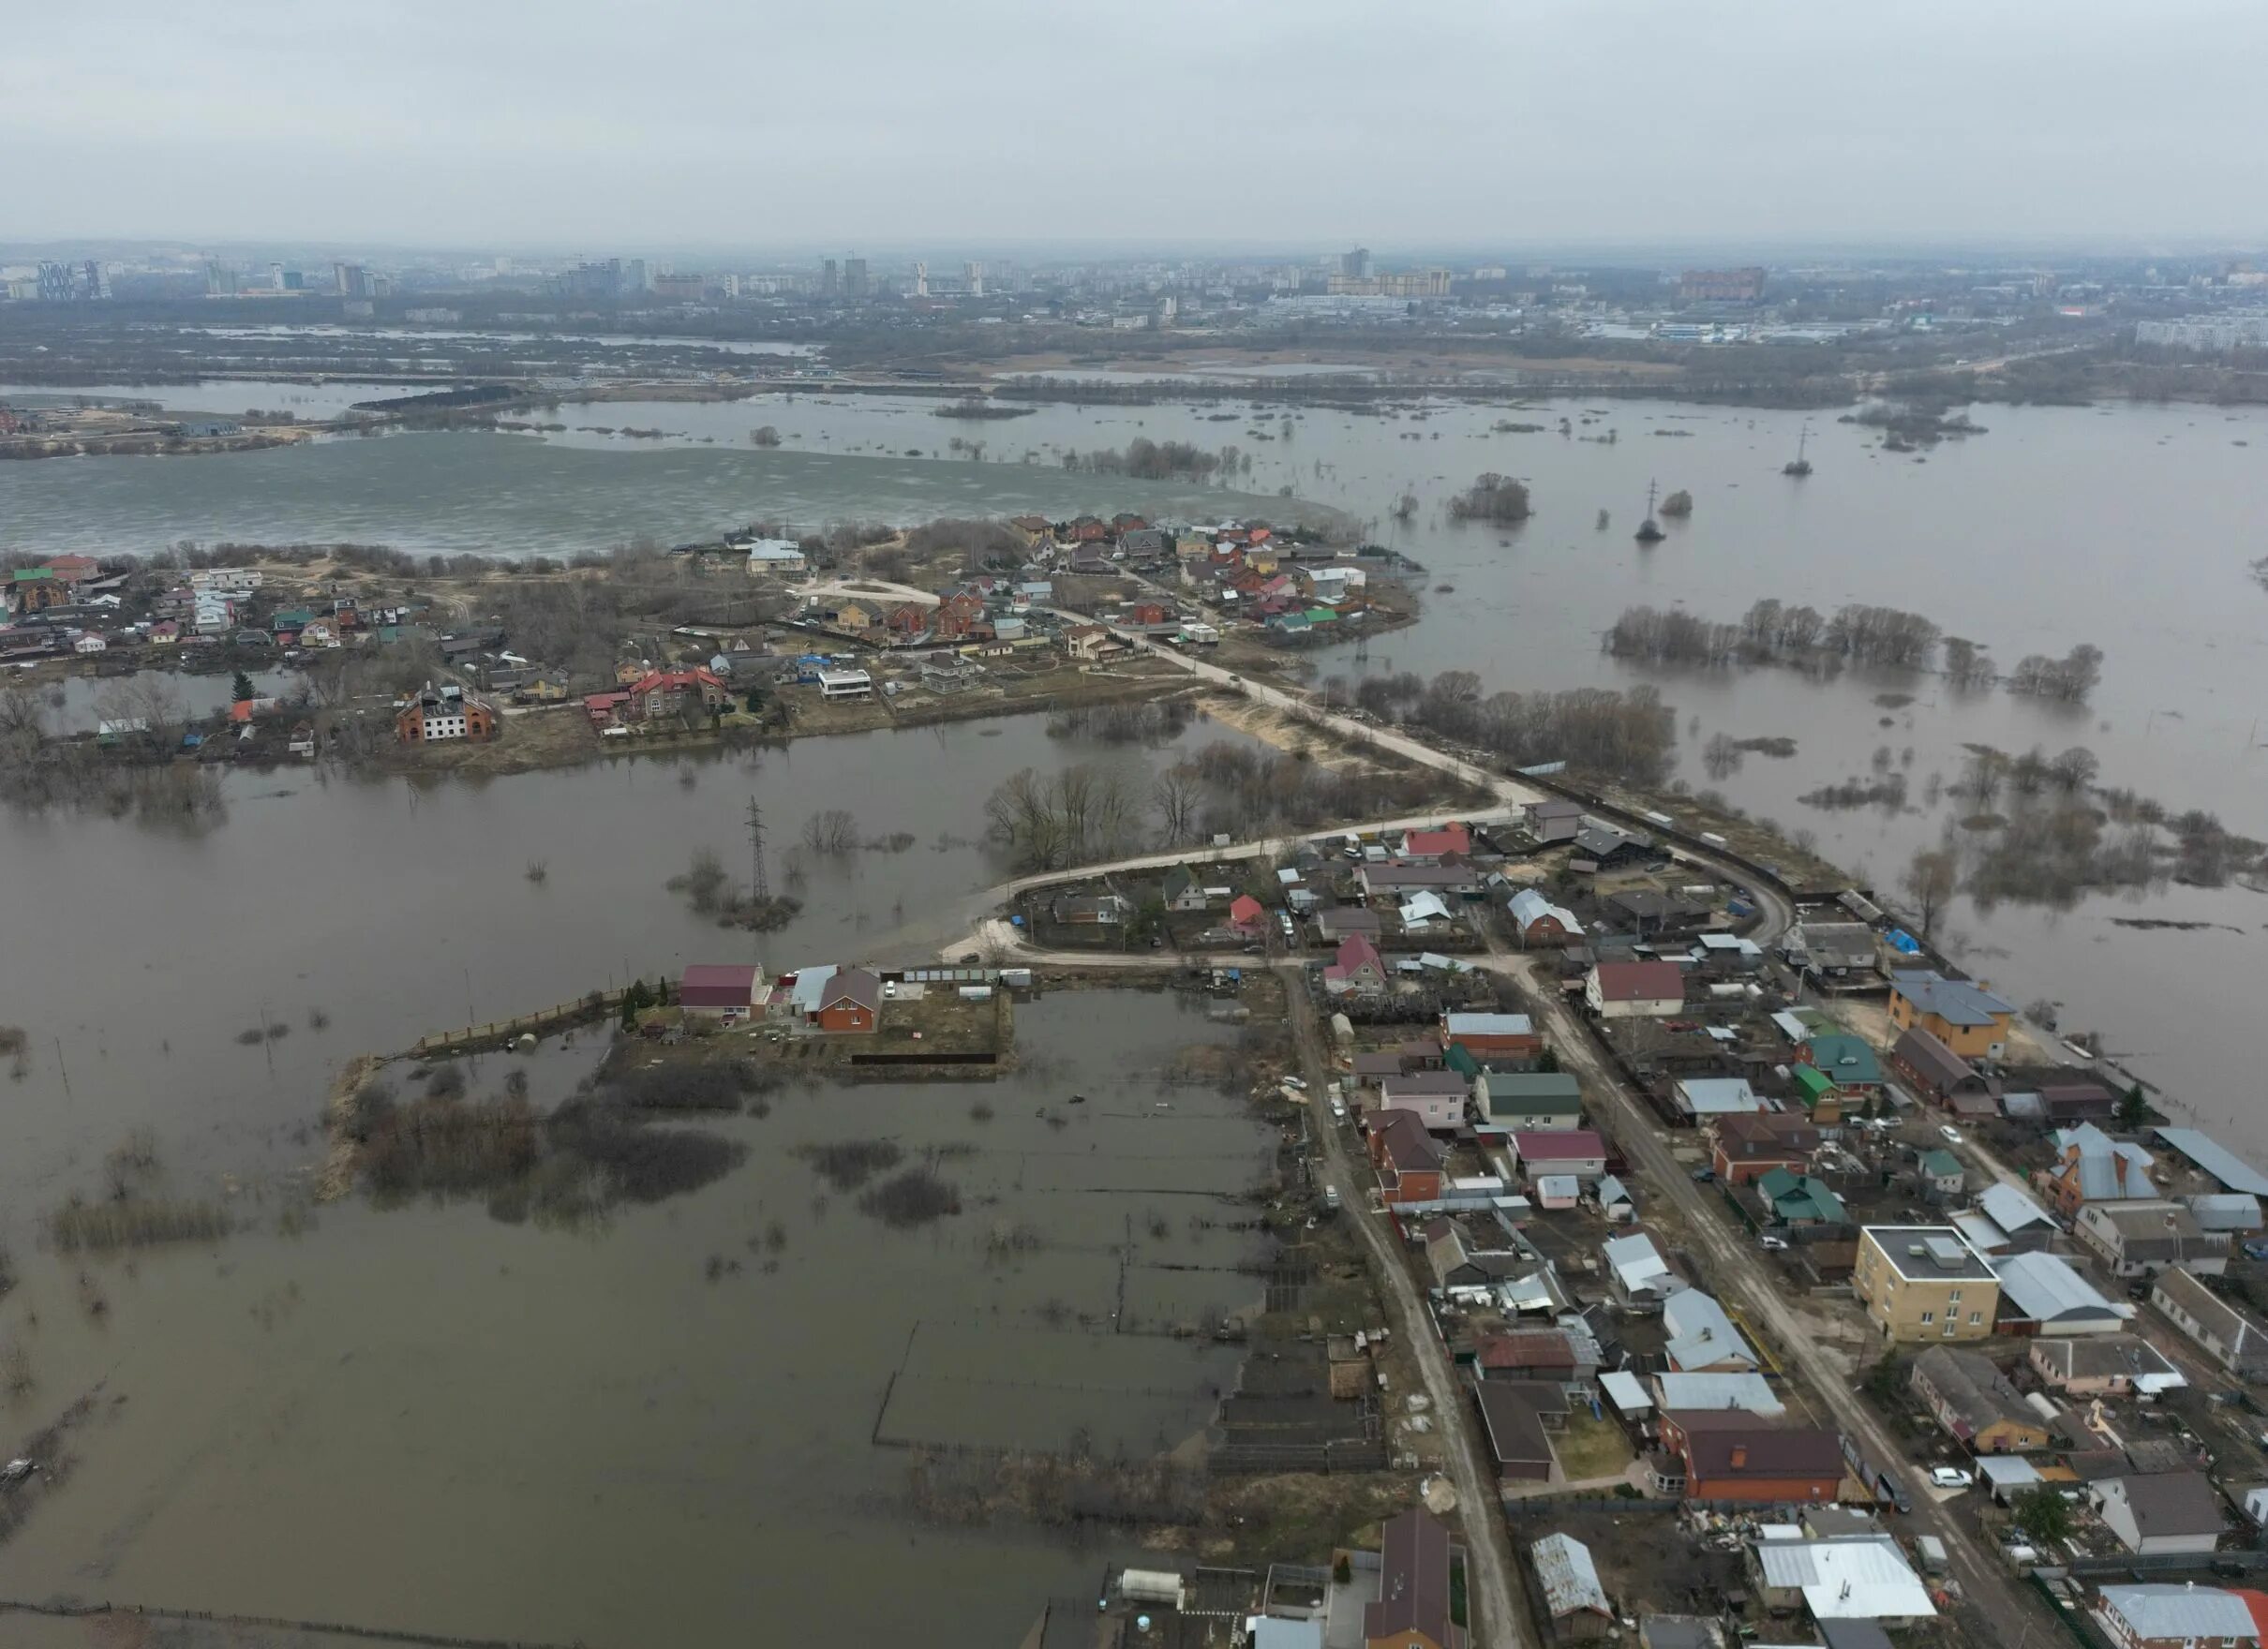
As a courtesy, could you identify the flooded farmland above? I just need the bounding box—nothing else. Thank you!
[0,988,1274,1647]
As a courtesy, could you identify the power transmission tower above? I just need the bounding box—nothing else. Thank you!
[746,796,769,902]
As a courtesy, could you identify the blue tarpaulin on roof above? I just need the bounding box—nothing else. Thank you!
[1886,928,1921,954]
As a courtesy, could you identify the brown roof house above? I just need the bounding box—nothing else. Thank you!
[2093,1470,2227,1556]
[1908,1346,2049,1454]
[1365,1507,1466,1649]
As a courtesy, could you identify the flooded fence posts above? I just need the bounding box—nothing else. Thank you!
[409,987,628,1059]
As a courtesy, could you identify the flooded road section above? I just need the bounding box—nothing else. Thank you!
[0,989,1271,1647]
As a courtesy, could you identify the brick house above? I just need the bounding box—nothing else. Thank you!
[395,683,498,743]
[1369,1110,1445,1207]
[1711,1113,1821,1186]
[814,968,882,1033]
[679,963,762,1018]
[624,667,729,722]
[1655,1411,1842,1502]
[1888,970,2015,1060]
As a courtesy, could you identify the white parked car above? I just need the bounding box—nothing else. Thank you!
[1930,1466,1973,1489]
[1759,1235,1788,1252]
[1938,1124,1963,1145]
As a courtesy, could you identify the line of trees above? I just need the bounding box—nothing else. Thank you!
[1355,668,1678,786]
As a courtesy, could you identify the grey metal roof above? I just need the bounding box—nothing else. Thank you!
[1991,1251,2119,1326]
[2101,1585,2255,1643]
[1978,1182,2057,1234]
[1891,970,2014,1026]
[1530,1533,1608,1619]
[1652,1373,1783,1416]
[2155,1127,2268,1196]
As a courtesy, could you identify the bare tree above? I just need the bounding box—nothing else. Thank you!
[1902,847,1960,939]
[2050,746,2100,794]
[1152,767,1201,845]
[800,809,858,855]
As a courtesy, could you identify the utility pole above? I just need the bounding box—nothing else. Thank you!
[746,795,769,902]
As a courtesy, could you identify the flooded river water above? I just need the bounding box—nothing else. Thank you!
[5,371,2268,1638]
[10,379,2264,1124]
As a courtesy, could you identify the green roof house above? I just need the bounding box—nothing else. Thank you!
[1756,1166,1848,1226]
[1804,1033,1884,1090]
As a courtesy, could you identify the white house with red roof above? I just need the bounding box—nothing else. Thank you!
[1395,823,1471,864]
[1585,960,1686,1019]
[1323,933,1386,996]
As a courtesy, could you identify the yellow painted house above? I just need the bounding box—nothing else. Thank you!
[1887,970,2015,1060]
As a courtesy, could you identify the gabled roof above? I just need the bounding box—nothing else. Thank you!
[2155,1127,2268,1196]
[2104,1469,2226,1539]
[1978,1182,2057,1234]
[1912,1345,2039,1441]
[1530,1533,1609,1620]
[1673,1415,1839,1480]
[820,967,881,1012]
[1365,1509,1462,1649]
[2099,1586,2255,1645]
[1514,1129,1605,1162]
[1376,1109,1443,1173]
[1593,959,1685,1002]
[1325,933,1384,982]
[1805,1033,1884,1085]
[1890,1025,1977,1091]
[1509,887,1585,935]
[1653,1372,1783,1416]
[1995,1252,2113,1324]
[1663,1291,1756,1370]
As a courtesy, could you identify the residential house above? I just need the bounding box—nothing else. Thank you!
[623,667,729,722]
[1779,921,1882,980]
[1852,1227,2001,1343]
[2151,1267,2268,1379]
[1747,1538,1935,1626]
[1656,1410,1840,1502]
[1511,1130,1608,1183]
[679,964,762,1018]
[2078,1201,2231,1277]
[1441,1012,1538,1058]
[1529,1533,1611,1641]
[814,667,873,700]
[1662,1291,1759,1373]
[1425,1223,1536,1298]
[1472,1327,1591,1384]
[1159,864,1211,914]
[7,568,67,613]
[1712,1114,1821,1185]
[1228,895,1268,938]
[1888,971,2015,1060]
[1360,861,1484,899]
[71,631,107,655]
[1888,1026,1999,1114]
[813,968,882,1033]
[1756,1166,1848,1227]
[1475,1072,1583,1131]
[1507,888,1584,945]
[2042,1124,2159,1217]
[394,682,498,744]
[1569,824,1658,871]
[1651,1372,1783,1418]
[1674,1077,1767,1123]
[1379,1072,1468,1134]
[1396,824,1470,864]
[286,721,317,758]
[1585,961,1685,1018]
[2096,1585,2258,1649]
[1604,1232,1686,1308]
[1063,624,1120,661]
[1317,906,1383,943]
[1473,1380,1564,1486]
[1977,1182,2062,1248]
[1916,1149,1966,1199]
[1522,798,1587,843]
[2094,1471,2227,1556]
[1369,1110,1446,1207]
[1909,1346,2049,1453]
[2037,1080,2118,1125]
[1324,934,1388,996]
[1050,892,1129,928]
[1364,1508,1466,1649]
[1990,1251,2125,1336]
[2028,1336,2181,1398]
[1798,1033,1885,1094]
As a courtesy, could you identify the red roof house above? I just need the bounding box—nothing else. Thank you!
[1585,959,1687,1018]
[1398,824,1471,864]
[1228,895,1267,935]
[1323,933,1386,995]
[1369,1110,1445,1206]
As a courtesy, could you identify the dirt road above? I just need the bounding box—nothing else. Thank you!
[1479,939,2047,1639]
[1281,976,1531,1649]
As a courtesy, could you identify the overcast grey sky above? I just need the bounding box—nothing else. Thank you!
[8,0,2265,251]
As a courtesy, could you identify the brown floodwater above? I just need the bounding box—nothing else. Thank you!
[0,988,1271,1647]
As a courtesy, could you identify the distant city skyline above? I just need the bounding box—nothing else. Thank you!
[8,1,2268,246]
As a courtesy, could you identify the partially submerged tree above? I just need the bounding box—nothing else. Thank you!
[1902,846,1960,938]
